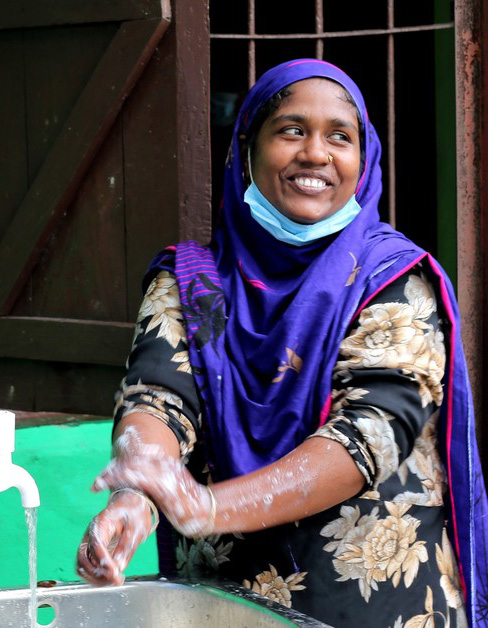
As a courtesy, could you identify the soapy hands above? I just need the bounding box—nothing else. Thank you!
[76,452,212,587]
[92,449,213,539]
[76,488,152,586]
[76,416,206,587]
[76,415,365,587]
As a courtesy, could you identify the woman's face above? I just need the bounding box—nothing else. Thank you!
[251,78,361,224]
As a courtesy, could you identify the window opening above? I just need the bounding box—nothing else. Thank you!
[209,0,455,268]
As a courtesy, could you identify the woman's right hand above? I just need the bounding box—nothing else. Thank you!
[76,489,153,586]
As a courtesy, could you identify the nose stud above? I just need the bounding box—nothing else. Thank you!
[328,154,334,163]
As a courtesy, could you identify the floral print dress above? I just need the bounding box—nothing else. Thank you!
[113,264,467,628]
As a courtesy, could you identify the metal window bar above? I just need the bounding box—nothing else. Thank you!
[210,3,454,227]
[387,0,395,227]
[315,0,324,60]
[209,24,454,40]
[248,0,256,87]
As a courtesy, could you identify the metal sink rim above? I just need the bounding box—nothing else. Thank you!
[0,576,329,627]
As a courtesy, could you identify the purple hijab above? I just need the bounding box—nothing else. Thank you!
[149,59,488,625]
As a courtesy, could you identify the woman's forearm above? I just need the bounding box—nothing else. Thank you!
[211,436,365,534]
[112,413,180,459]
[97,421,364,537]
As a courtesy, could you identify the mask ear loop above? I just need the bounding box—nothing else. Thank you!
[247,146,255,184]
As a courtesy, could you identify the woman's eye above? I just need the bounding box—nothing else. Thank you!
[330,131,350,142]
[281,127,302,136]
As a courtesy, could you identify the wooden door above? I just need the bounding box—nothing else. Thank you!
[0,0,211,416]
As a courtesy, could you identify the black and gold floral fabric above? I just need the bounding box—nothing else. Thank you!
[113,266,467,627]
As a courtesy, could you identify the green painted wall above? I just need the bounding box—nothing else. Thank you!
[0,422,157,590]
[435,0,457,287]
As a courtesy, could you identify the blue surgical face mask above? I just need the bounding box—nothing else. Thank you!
[244,149,362,246]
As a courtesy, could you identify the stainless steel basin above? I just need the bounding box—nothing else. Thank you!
[0,577,330,627]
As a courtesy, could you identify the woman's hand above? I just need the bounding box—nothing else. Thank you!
[93,438,364,539]
[76,489,152,586]
[93,450,213,539]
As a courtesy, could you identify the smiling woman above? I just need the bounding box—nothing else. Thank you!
[77,59,488,627]
[251,78,361,224]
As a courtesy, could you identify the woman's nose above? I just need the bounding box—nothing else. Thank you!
[297,135,330,164]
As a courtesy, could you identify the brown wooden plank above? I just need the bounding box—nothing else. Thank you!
[0,0,166,29]
[27,118,127,321]
[0,31,28,237]
[23,23,118,186]
[32,362,123,415]
[0,359,36,411]
[0,317,134,366]
[123,36,180,320]
[0,358,123,416]
[12,23,122,317]
[0,15,171,316]
[174,0,212,243]
[15,412,110,428]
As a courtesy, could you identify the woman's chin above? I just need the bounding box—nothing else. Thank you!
[278,207,335,225]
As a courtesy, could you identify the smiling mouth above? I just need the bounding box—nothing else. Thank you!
[288,175,330,194]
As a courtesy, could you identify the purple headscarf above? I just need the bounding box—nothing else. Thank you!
[149,59,487,625]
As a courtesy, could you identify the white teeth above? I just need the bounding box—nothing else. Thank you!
[295,177,326,189]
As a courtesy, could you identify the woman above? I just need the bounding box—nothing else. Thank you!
[77,59,488,627]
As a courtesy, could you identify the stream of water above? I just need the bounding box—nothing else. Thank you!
[25,507,37,628]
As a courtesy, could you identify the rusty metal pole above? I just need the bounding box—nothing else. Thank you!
[454,0,483,439]
[175,0,212,244]
[482,0,488,476]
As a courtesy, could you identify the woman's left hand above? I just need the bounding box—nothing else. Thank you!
[92,451,213,538]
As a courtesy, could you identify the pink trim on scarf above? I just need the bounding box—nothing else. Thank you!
[318,393,332,427]
[175,268,220,281]
[317,257,425,428]
[176,251,215,262]
[238,260,268,291]
[352,254,427,320]
[346,251,465,596]
[355,159,368,195]
[426,254,465,596]
[317,255,426,428]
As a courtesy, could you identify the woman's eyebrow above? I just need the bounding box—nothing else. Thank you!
[328,117,359,131]
[270,113,358,131]
[270,113,306,125]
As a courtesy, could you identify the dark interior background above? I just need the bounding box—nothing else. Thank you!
[209,0,453,259]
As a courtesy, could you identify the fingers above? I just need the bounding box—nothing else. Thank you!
[109,491,152,572]
[92,456,212,540]
[76,493,151,587]
[165,482,212,538]
[76,530,123,587]
[92,458,152,495]
[85,515,124,584]
[91,455,183,503]
[102,453,183,483]
[111,511,149,573]
[76,512,123,586]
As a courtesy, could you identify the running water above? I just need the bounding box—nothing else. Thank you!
[25,507,38,628]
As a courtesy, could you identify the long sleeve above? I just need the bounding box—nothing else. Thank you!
[121,266,466,627]
[309,267,447,503]
[113,271,201,462]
